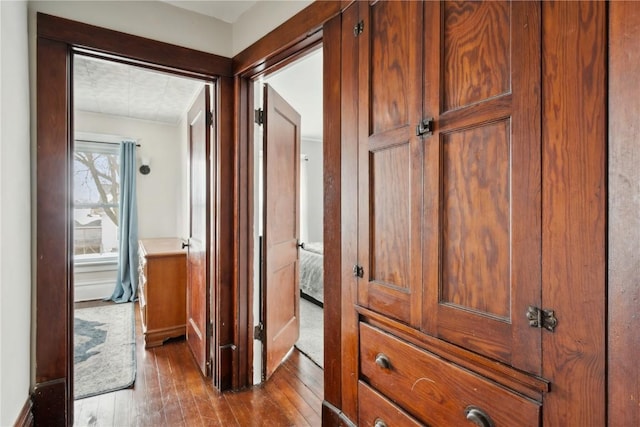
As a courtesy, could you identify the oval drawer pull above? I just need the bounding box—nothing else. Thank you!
[374,418,388,427]
[465,406,494,427]
[375,353,391,370]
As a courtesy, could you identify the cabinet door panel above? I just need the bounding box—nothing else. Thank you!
[423,1,542,374]
[441,120,511,319]
[358,0,423,326]
[442,1,511,112]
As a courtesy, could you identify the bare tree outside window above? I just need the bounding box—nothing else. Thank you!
[73,142,120,256]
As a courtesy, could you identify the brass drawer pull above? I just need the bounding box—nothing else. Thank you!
[374,418,388,427]
[465,406,494,427]
[375,353,391,370]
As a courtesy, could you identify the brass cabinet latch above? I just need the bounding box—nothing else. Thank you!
[527,306,557,332]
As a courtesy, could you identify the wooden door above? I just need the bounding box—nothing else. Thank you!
[186,85,212,376]
[421,1,542,373]
[357,0,425,326]
[357,0,542,374]
[262,84,302,380]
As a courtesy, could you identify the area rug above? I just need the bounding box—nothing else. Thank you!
[74,302,136,399]
[296,298,324,368]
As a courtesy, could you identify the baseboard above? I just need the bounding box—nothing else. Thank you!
[73,282,113,302]
[322,400,356,427]
[13,396,33,427]
[32,378,68,427]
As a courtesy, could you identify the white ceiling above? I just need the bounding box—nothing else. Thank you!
[163,0,258,23]
[74,55,203,124]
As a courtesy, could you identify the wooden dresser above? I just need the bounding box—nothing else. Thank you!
[138,238,187,348]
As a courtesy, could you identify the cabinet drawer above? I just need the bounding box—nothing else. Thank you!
[359,381,422,427]
[359,323,540,426]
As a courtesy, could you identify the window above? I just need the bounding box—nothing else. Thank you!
[73,139,120,261]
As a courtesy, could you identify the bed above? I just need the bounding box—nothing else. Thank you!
[299,242,324,306]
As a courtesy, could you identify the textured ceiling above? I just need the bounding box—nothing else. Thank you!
[74,55,203,124]
[73,48,322,138]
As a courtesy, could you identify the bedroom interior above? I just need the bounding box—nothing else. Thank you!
[254,48,324,372]
[71,54,208,399]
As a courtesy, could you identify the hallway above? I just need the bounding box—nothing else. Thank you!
[74,304,323,426]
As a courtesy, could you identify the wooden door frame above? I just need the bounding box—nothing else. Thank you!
[34,13,234,424]
[231,1,347,421]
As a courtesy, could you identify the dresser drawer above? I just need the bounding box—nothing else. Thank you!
[359,323,540,426]
[359,381,423,427]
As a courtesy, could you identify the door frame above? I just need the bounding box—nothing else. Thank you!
[34,13,234,424]
[231,1,347,422]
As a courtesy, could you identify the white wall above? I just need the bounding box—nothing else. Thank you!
[233,0,314,55]
[29,0,233,57]
[0,1,32,425]
[75,111,187,239]
[301,138,323,243]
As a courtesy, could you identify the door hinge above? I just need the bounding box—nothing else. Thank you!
[527,306,557,332]
[206,322,214,337]
[206,360,212,377]
[353,264,364,278]
[254,108,264,125]
[206,110,213,127]
[416,117,434,137]
[353,20,364,37]
[254,322,265,341]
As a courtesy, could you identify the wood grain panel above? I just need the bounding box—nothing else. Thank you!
[370,143,411,288]
[541,2,606,424]
[322,11,343,414]
[232,1,341,75]
[441,121,510,318]
[442,1,511,111]
[268,107,298,244]
[609,3,640,426]
[369,1,421,134]
[35,36,73,425]
[358,0,424,328]
[217,75,236,390]
[358,382,422,427]
[359,323,540,426]
[422,1,541,374]
[38,13,231,78]
[339,3,360,420]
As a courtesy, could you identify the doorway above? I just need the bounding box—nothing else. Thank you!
[252,47,324,383]
[34,14,236,422]
[70,52,213,399]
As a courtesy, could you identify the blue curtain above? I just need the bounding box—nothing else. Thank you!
[109,141,139,303]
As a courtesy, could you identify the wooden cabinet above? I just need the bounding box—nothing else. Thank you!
[348,1,606,425]
[138,238,187,348]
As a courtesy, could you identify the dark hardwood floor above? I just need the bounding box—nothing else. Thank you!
[74,303,323,426]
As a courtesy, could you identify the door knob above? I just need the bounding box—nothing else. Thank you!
[297,241,305,249]
[182,241,190,249]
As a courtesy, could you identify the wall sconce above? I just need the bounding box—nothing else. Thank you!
[139,157,151,175]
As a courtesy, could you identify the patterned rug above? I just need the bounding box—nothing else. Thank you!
[74,302,136,399]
